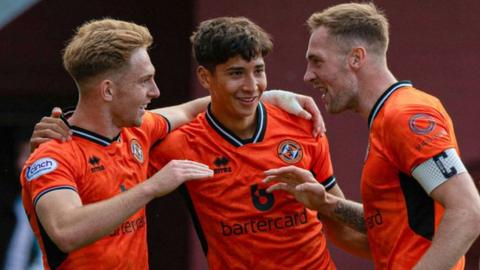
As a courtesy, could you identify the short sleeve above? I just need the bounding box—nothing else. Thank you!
[21,146,79,207]
[147,130,188,177]
[383,104,456,174]
[310,135,336,190]
[141,112,171,145]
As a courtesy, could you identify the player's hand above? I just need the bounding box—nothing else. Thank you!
[261,90,325,137]
[148,160,213,197]
[30,107,72,152]
[263,165,327,210]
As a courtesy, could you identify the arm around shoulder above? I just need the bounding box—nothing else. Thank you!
[150,96,210,130]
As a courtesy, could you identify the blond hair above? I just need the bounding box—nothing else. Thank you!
[63,18,153,84]
[307,2,389,56]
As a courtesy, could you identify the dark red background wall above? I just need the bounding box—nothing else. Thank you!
[1,1,479,269]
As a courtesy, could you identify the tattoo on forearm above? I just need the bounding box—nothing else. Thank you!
[333,201,366,233]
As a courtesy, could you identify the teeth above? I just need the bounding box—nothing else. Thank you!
[240,97,256,102]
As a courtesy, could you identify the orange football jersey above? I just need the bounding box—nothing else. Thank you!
[21,112,169,269]
[362,81,464,269]
[149,102,337,270]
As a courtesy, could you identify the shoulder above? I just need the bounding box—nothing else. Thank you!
[140,111,171,132]
[382,87,448,130]
[142,111,169,125]
[23,140,80,182]
[125,111,171,145]
[151,114,205,152]
[28,140,78,163]
[385,87,444,115]
[263,102,314,134]
[169,114,205,141]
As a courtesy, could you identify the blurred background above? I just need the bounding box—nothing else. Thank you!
[1,0,479,269]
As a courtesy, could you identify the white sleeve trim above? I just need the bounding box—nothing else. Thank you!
[411,148,467,194]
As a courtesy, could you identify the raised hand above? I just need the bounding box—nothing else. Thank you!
[148,159,213,197]
[262,90,325,137]
[30,107,71,152]
[263,165,328,210]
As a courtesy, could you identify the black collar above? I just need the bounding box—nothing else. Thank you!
[61,107,120,146]
[205,102,267,147]
[367,80,412,129]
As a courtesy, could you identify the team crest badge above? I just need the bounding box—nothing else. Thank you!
[130,139,144,164]
[277,139,303,164]
[409,114,436,135]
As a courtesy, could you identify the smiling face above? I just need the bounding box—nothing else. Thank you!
[110,48,160,127]
[199,55,267,122]
[304,27,358,114]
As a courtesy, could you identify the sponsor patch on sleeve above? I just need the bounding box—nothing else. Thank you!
[26,157,58,181]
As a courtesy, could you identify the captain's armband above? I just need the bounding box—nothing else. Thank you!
[411,148,467,194]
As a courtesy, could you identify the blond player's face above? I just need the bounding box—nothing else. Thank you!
[207,55,267,119]
[111,48,160,127]
[303,27,358,114]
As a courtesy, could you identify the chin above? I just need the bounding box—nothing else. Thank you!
[135,118,143,127]
[126,118,143,127]
[242,107,258,116]
[327,106,348,114]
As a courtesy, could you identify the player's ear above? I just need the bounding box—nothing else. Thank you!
[349,47,366,70]
[100,79,114,101]
[197,66,212,90]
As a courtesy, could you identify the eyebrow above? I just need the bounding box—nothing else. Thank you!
[139,73,154,81]
[226,66,244,72]
[307,54,324,63]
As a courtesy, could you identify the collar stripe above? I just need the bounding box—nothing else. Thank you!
[252,104,265,142]
[60,107,120,146]
[206,102,267,147]
[72,129,112,146]
[368,81,412,129]
[206,111,244,146]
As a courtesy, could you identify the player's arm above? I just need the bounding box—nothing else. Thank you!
[264,166,371,258]
[35,160,213,252]
[321,184,371,259]
[411,167,480,269]
[30,91,325,150]
[153,91,326,135]
[385,106,480,269]
[150,96,210,130]
[262,90,325,137]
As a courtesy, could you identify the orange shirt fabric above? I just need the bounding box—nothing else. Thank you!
[21,112,169,270]
[149,102,337,270]
[363,81,464,269]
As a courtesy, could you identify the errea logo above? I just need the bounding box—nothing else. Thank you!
[26,158,58,181]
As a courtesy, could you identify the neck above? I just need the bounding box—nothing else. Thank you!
[69,96,121,139]
[356,63,397,120]
[210,104,258,140]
